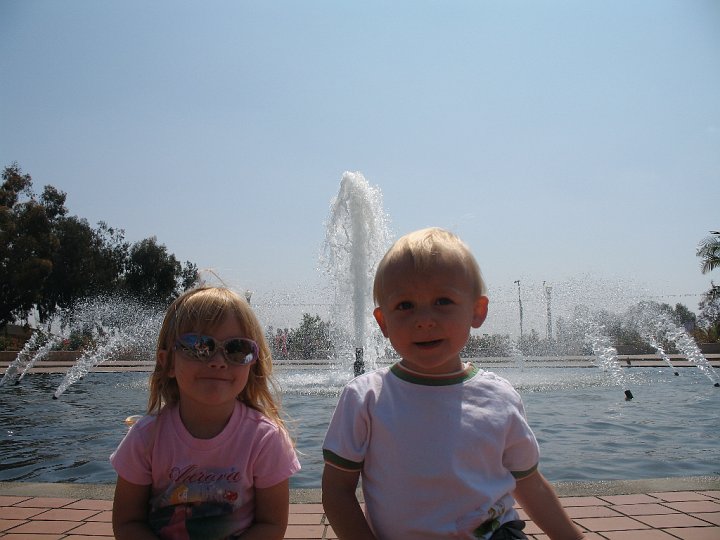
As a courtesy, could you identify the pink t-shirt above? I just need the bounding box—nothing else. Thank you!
[111,401,300,539]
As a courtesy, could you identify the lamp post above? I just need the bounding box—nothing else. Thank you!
[543,281,552,341]
[513,280,523,340]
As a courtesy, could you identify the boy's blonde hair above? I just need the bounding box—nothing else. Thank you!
[373,227,488,305]
[148,286,286,431]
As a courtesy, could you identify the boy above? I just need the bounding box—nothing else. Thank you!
[322,228,584,539]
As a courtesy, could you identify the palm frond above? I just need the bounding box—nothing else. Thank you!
[697,231,720,274]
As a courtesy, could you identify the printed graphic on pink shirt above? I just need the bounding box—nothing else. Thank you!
[148,464,249,540]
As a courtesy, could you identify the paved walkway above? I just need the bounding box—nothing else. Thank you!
[1,478,719,539]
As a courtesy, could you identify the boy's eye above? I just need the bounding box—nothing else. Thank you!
[396,301,413,311]
[436,297,454,306]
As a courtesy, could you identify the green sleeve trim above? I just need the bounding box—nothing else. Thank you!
[323,449,363,471]
[511,463,538,479]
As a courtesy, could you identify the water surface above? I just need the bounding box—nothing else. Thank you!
[1,366,718,487]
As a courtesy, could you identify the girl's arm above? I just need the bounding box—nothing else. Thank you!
[112,476,158,539]
[238,479,290,540]
[321,465,376,540]
[512,471,585,540]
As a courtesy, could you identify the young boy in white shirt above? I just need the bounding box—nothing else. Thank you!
[322,227,584,540]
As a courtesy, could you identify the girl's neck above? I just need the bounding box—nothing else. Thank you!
[177,399,236,439]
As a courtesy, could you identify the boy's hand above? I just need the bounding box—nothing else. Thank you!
[513,472,585,539]
[322,465,376,540]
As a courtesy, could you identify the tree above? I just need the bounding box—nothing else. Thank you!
[696,230,720,343]
[38,217,129,320]
[1,162,199,328]
[122,237,181,304]
[671,303,696,331]
[697,284,720,343]
[697,231,720,275]
[178,261,199,292]
[121,237,198,304]
[0,164,55,326]
[287,314,331,359]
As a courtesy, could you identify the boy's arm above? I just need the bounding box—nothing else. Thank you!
[512,471,585,540]
[322,464,376,540]
[112,476,158,539]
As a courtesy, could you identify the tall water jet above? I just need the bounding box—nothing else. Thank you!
[321,172,390,376]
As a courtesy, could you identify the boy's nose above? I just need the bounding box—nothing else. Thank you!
[414,312,437,329]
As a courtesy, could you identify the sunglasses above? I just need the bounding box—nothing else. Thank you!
[174,334,259,366]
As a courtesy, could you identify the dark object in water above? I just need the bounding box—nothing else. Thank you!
[624,390,634,401]
[354,347,364,377]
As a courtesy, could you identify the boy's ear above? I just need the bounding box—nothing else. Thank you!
[373,307,389,337]
[157,349,175,378]
[472,296,489,328]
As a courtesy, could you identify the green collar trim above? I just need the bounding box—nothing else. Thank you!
[390,362,479,386]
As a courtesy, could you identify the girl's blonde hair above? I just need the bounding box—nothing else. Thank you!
[373,227,488,305]
[148,286,286,432]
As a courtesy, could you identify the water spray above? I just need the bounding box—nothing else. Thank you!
[322,172,390,376]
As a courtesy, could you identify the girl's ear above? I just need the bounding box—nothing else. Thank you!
[157,349,174,378]
[373,307,389,337]
[472,296,489,328]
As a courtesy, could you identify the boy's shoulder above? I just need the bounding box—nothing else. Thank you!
[343,364,392,388]
[471,367,516,388]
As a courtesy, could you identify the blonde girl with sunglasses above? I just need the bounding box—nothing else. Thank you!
[111,286,300,540]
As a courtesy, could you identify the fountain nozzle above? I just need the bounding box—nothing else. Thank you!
[354,348,365,377]
[624,390,634,401]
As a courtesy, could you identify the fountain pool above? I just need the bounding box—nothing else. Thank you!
[1,364,718,488]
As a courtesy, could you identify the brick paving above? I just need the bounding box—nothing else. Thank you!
[1,481,719,539]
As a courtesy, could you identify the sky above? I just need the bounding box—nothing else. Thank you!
[1,1,719,337]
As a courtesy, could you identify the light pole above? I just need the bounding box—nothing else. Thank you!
[514,280,523,340]
[543,281,552,341]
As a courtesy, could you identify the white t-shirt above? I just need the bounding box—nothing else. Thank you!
[111,401,300,539]
[323,363,539,540]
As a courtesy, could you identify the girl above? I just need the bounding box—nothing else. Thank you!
[111,286,300,540]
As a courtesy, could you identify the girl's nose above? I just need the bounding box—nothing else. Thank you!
[206,351,229,368]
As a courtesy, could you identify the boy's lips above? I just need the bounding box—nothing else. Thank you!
[414,339,443,349]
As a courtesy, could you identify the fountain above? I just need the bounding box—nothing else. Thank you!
[0,296,161,396]
[626,302,720,386]
[320,171,390,376]
[1,171,719,489]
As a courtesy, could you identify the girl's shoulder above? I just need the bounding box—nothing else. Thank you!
[127,412,162,438]
[235,401,284,433]
[132,413,159,429]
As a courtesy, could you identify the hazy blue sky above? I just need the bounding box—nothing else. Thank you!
[1,1,718,335]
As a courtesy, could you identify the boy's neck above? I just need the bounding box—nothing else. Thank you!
[397,360,471,378]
